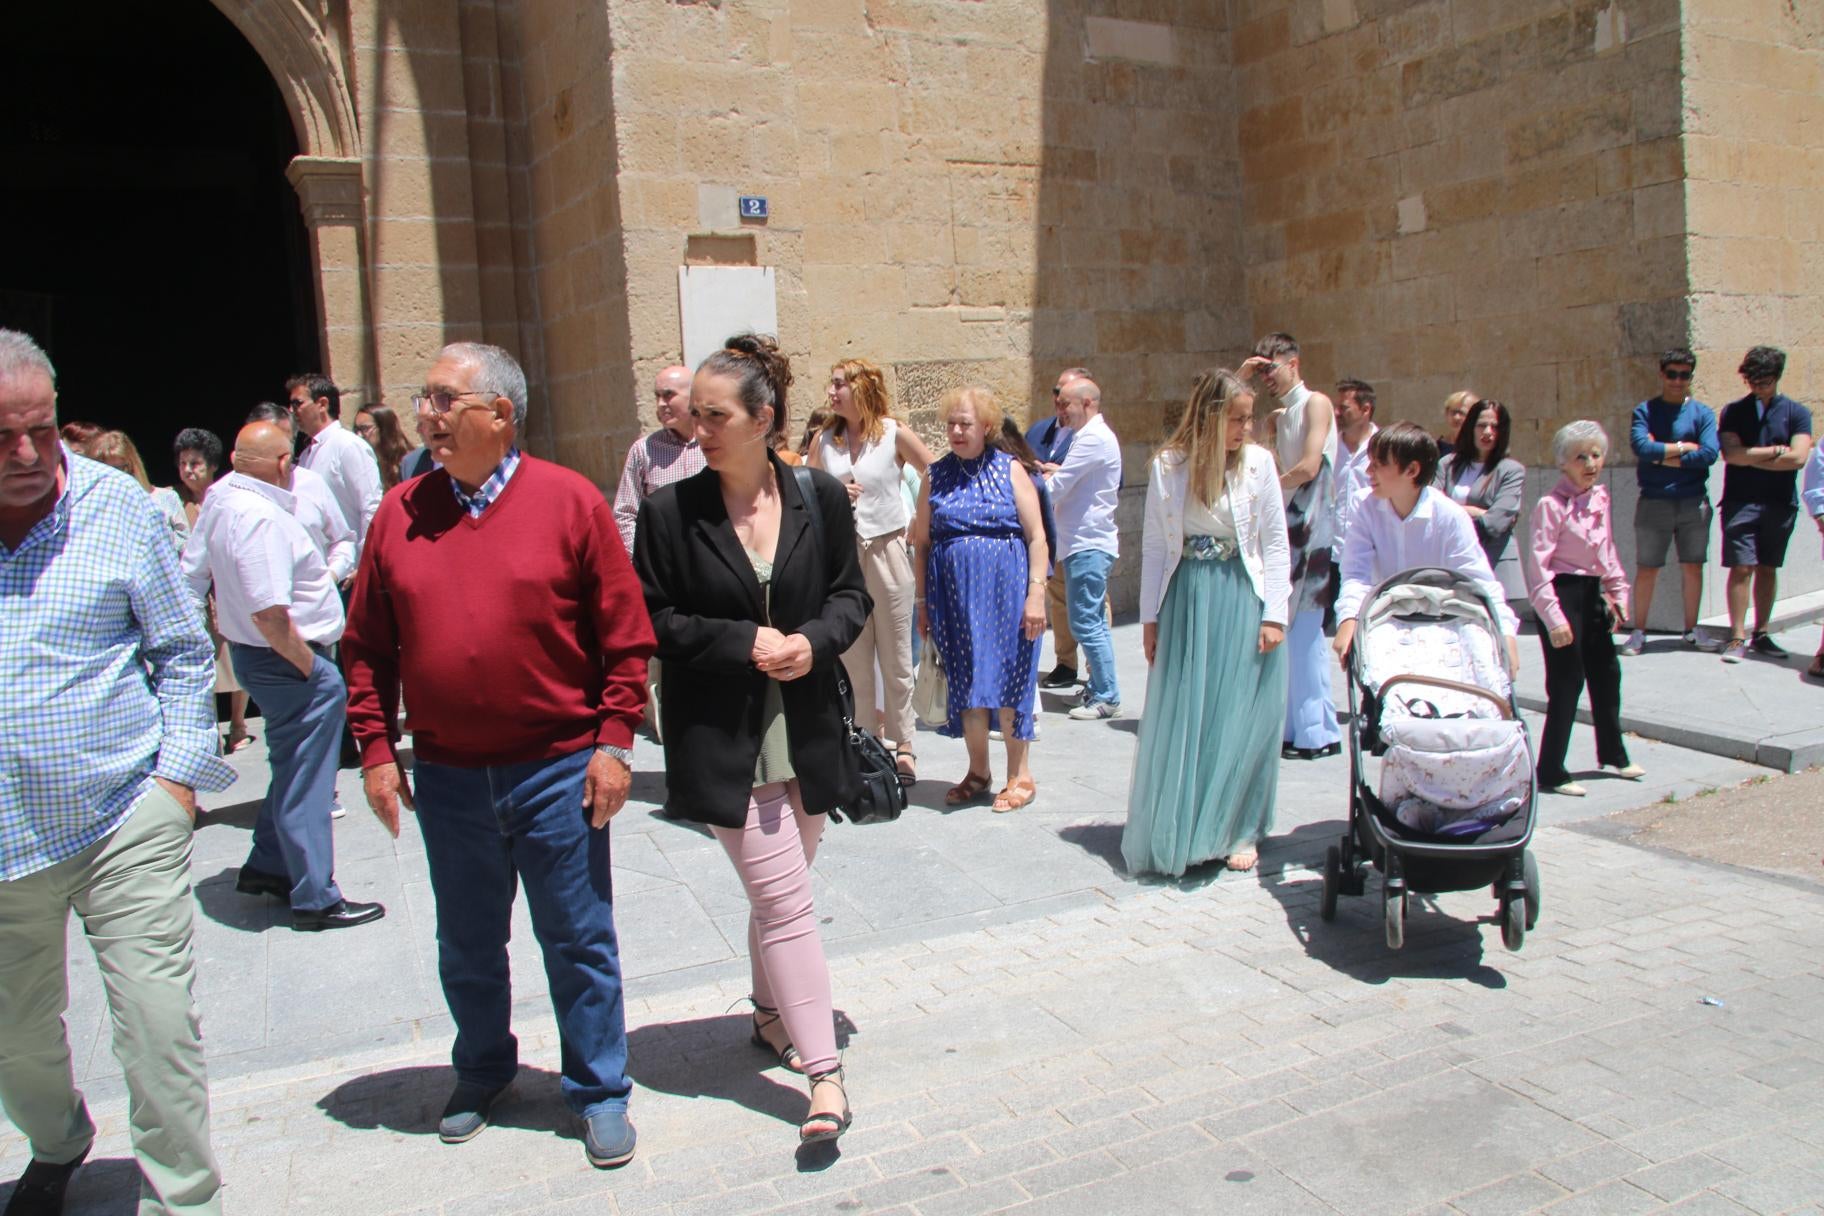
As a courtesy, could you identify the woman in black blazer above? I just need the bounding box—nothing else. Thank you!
[633,334,869,1147]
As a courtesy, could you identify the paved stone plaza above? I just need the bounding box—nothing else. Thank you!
[5,624,1823,1215]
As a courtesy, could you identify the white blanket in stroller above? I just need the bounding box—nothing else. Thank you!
[1378,717,1530,835]
[1361,588,1511,721]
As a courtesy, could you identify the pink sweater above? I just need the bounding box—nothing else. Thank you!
[1525,478,1630,633]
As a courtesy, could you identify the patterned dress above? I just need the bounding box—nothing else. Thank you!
[925,449,1041,740]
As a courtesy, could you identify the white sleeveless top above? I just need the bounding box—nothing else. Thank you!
[1275,381,1338,546]
[817,418,907,539]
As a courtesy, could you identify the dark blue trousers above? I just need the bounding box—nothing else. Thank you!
[413,747,632,1117]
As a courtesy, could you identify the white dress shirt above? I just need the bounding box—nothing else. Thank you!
[1046,412,1122,560]
[296,420,383,554]
[1335,486,1518,634]
[290,464,357,583]
[182,473,345,647]
[1331,423,1378,556]
[1139,445,1292,626]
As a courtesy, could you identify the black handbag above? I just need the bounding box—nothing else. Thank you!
[794,467,907,825]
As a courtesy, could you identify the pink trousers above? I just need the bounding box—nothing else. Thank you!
[711,781,837,1075]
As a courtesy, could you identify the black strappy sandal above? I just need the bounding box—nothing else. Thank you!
[750,1002,803,1073]
[894,748,917,787]
[799,1065,852,1144]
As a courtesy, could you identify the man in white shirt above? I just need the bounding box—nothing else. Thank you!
[1332,422,1519,669]
[287,373,383,570]
[182,423,383,932]
[1330,377,1378,560]
[1045,377,1123,719]
[244,402,356,583]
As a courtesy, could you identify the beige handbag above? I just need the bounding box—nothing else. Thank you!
[913,643,948,727]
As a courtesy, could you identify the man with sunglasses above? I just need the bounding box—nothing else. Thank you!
[1717,345,1813,663]
[1622,348,1720,655]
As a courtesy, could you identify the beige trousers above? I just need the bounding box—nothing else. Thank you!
[1045,568,1077,668]
[0,784,221,1215]
[840,530,917,749]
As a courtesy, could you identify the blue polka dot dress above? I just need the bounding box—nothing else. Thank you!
[926,449,1042,740]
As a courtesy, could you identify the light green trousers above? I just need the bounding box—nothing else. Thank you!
[0,784,221,1215]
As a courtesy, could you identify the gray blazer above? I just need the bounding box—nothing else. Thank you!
[1435,455,1527,600]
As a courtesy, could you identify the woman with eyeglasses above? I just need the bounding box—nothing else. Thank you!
[354,404,413,490]
[1435,399,1529,627]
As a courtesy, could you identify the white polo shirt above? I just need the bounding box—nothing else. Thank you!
[182,473,345,647]
[296,420,383,553]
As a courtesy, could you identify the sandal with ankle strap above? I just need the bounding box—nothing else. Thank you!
[895,748,917,787]
[749,1002,803,1073]
[799,1065,852,1144]
[944,771,993,806]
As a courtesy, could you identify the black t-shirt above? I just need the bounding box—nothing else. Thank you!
[1720,393,1812,506]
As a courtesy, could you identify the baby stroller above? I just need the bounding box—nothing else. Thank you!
[1320,567,1541,951]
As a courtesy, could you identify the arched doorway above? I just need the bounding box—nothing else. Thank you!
[0,1,321,484]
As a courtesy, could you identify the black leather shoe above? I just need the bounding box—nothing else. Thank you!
[291,899,385,932]
[4,1146,89,1216]
[235,866,290,899]
[439,1079,512,1143]
[1040,664,1079,689]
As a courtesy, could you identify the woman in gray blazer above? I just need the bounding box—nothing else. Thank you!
[1436,398,1529,622]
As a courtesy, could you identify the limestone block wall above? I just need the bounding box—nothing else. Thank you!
[1230,0,1689,466]
[1681,0,1824,414]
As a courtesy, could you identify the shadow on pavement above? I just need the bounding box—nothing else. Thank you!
[0,1157,142,1215]
[1256,822,1508,990]
[316,1065,577,1140]
[192,867,285,933]
[194,799,260,831]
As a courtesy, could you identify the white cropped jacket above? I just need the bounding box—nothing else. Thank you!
[1138,444,1292,627]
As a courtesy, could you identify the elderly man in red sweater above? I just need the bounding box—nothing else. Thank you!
[342,342,654,1169]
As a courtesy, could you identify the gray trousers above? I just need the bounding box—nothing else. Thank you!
[0,783,221,1214]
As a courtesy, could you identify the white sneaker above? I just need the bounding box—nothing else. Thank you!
[330,796,347,820]
[1067,701,1120,721]
[1620,628,1645,656]
[1685,630,1721,653]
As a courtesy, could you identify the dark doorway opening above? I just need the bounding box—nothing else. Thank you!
[0,2,320,486]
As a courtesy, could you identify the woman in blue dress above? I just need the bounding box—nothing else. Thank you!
[913,387,1048,813]
[1123,370,1292,877]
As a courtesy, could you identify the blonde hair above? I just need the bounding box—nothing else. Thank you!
[826,358,893,446]
[90,430,154,491]
[1444,389,1478,417]
[939,386,1003,437]
[1161,369,1251,506]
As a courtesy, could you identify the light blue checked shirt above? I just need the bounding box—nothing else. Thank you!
[0,450,235,882]
[449,447,522,517]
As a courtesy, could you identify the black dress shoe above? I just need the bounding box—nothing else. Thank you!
[1040,664,1079,689]
[1281,743,1302,760]
[235,866,290,899]
[291,899,386,932]
[4,1146,88,1216]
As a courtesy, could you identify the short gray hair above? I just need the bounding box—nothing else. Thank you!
[442,342,528,429]
[0,329,56,388]
[1551,419,1609,465]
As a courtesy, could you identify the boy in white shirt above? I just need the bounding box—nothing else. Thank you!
[1333,422,1520,670]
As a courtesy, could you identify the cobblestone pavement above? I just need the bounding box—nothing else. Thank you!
[7,625,1824,1215]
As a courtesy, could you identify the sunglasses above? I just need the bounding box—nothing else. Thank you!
[1663,370,1693,381]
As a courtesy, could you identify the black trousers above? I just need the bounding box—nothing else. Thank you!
[1536,573,1630,786]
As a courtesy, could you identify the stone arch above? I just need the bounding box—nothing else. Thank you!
[208,0,358,160]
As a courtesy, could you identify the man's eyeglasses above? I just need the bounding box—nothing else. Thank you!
[1663,370,1693,381]
[411,389,494,415]
[286,398,309,410]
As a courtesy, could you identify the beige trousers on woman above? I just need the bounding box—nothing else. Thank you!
[840,530,917,749]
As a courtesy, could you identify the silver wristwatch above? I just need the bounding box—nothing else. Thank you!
[595,744,634,768]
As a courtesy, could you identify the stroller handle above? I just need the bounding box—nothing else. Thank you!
[1375,673,1516,721]
[1349,566,1517,682]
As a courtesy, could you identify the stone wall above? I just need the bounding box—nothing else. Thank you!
[1230,0,1688,465]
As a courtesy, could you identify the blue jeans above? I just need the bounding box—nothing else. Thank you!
[412,747,631,1117]
[229,644,344,911]
[1064,549,1119,707]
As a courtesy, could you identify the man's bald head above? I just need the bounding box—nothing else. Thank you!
[655,364,693,433]
[233,422,294,487]
[1058,377,1101,430]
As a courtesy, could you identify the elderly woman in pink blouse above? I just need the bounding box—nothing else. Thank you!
[1525,421,1645,797]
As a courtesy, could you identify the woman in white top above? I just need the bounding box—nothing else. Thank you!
[808,358,935,782]
[1123,370,1291,878]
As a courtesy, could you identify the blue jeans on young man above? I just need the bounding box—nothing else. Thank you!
[1064,548,1119,707]
[229,643,345,911]
[412,746,632,1118]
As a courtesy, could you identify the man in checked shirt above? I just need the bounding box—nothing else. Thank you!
[0,330,235,1214]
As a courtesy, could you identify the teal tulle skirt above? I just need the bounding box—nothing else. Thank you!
[1121,552,1290,877]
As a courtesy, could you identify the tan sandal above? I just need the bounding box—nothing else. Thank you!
[991,778,1037,813]
[945,771,993,806]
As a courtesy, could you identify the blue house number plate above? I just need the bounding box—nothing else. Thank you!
[738,195,769,220]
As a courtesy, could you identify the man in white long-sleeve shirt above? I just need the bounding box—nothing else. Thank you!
[1045,377,1123,719]
[1332,422,1519,670]
[287,373,382,570]
[244,402,356,583]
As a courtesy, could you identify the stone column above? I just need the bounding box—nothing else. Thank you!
[286,155,376,397]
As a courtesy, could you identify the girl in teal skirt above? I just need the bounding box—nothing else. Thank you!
[1123,370,1293,877]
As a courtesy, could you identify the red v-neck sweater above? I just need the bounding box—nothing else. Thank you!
[342,455,656,768]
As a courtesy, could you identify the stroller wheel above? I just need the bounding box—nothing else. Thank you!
[1320,846,1341,923]
[1501,896,1525,951]
[1383,883,1406,949]
[1523,849,1540,930]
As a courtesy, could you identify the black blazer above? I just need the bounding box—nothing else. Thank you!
[633,452,872,828]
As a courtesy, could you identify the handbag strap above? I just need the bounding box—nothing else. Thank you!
[791,466,858,730]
